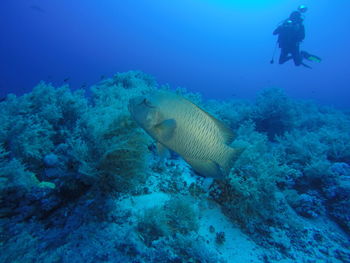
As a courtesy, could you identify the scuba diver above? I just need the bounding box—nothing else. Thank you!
[271,5,321,68]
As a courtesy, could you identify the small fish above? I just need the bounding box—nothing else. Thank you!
[63,77,70,83]
[0,96,6,103]
[128,91,243,178]
[30,5,45,13]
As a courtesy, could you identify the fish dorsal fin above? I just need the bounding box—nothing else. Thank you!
[185,158,223,179]
[155,119,176,141]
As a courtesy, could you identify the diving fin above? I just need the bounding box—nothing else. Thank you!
[301,51,322,63]
[308,55,322,63]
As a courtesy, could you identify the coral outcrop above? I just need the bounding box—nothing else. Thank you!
[0,72,349,263]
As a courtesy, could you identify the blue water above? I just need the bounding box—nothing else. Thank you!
[1,0,349,108]
[1,1,350,263]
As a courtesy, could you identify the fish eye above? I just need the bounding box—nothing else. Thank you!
[141,98,155,108]
[137,98,146,106]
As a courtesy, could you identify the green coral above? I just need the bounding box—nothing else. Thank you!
[205,88,350,237]
[66,72,155,193]
[212,121,286,233]
[0,144,55,218]
[253,88,296,140]
[0,83,87,167]
[0,144,40,191]
[0,71,159,200]
[137,196,198,246]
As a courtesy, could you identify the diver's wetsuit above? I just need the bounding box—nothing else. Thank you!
[273,20,305,66]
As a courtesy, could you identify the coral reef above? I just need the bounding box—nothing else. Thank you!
[137,195,199,247]
[0,72,349,263]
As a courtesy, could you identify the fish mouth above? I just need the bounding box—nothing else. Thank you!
[128,96,147,114]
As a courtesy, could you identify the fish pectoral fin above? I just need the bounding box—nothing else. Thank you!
[157,142,170,159]
[185,158,223,179]
[155,119,176,141]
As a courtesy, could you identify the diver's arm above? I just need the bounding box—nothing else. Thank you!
[273,26,281,35]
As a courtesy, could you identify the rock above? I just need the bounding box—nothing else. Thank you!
[43,153,59,167]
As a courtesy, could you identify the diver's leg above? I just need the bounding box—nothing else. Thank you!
[279,48,292,64]
[292,46,302,66]
[300,50,309,59]
[294,47,312,68]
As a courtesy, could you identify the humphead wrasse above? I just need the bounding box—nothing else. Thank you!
[128,91,242,179]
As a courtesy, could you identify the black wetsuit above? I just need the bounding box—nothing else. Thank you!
[273,21,305,66]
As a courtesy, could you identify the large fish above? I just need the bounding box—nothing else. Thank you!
[128,91,242,178]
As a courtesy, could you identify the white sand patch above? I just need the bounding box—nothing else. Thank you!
[197,200,265,262]
[118,192,171,213]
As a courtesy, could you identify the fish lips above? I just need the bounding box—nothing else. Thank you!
[128,96,142,116]
[128,96,149,126]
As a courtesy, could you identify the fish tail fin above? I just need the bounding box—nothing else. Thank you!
[222,147,244,176]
